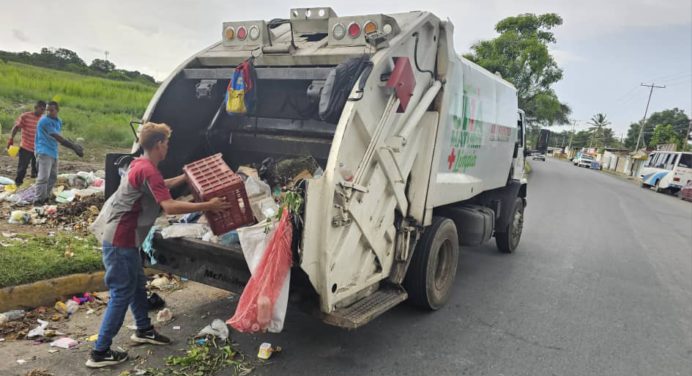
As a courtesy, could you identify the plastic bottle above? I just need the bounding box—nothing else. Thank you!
[65,300,79,316]
[0,309,25,324]
[257,295,272,328]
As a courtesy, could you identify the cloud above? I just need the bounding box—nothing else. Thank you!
[12,29,29,42]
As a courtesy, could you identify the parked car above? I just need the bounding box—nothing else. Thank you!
[532,153,546,161]
[681,181,692,201]
[575,155,595,168]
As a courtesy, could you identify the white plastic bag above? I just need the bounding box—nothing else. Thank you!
[236,220,290,333]
[160,223,210,239]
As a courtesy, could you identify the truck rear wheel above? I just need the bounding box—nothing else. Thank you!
[495,198,524,253]
[404,217,459,310]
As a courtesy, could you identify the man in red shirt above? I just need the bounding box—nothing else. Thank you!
[87,122,231,368]
[7,100,46,186]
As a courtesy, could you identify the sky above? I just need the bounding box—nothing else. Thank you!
[1,0,690,136]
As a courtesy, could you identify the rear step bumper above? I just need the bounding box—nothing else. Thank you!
[322,285,408,329]
[151,233,251,294]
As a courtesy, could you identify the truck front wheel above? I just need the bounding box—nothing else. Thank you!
[404,217,459,310]
[495,198,524,253]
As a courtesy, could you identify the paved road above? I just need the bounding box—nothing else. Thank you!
[243,158,691,376]
[5,158,691,376]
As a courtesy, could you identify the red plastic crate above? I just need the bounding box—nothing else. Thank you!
[183,153,255,235]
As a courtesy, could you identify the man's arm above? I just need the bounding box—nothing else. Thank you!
[7,116,22,147]
[49,132,84,157]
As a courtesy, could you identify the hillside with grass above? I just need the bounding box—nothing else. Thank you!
[0,60,157,147]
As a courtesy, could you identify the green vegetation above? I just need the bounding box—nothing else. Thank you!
[145,338,253,376]
[0,60,156,147]
[464,13,570,127]
[0,47,156,84]
[0,234,102,288]
[624,108,690,150]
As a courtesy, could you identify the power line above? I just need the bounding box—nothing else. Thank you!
[634,83,666,151]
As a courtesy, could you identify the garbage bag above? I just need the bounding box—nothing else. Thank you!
[228,209,292,333]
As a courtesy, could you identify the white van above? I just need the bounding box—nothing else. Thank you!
[640,151,692,192]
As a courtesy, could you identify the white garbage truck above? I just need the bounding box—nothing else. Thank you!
[106,7,528,328]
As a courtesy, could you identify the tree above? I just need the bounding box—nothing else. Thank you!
[586,113,610,148]
[650,124,681,148]
[90,58,115,73]
[625,108,690,150]
[464,13,571,126]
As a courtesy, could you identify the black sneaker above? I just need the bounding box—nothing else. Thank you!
[85,348,128,368]
[130,327,171,345]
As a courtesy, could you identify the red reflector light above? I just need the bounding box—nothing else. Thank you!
[237,26,248,40]
[348,22,361,38]
[674,177,680,182]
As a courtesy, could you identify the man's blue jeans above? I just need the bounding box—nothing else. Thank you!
[94,242,151,352]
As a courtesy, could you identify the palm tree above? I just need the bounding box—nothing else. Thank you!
[587,113,611,149]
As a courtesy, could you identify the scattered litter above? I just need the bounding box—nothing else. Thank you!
[86,334,98,342]
[0,176,15,185]
[25,368,54,376]
[0,309,25,324]
[218,230,240,246]
[179,212,202,224]
[180,277,189,282]
[147,292,166,310]
[8,210,31,224]
[196,319,229,341]
[71,293,94,305]
[172,326,181,330]
[16,359,27,365]
[55,189,76,203]
[195,338,207,345]
[1,232,16,238]
[156,308,173,323]
[48,349,59,353]
[50,337,78,349]
[0,338,5,342]
[150,276,171,289]
[65,300,79,315]
[257,342,282,360]
[86,309,95,315]
[127,324,138,330]
[27,320,49,339]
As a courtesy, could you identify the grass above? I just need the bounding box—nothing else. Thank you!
[0,60,156,147]
[0,233,103,288]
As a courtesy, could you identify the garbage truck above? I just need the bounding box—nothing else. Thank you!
[106,7,528,329]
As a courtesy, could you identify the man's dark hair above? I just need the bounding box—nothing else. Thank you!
[36,100,46,107]
[47,101,59,109]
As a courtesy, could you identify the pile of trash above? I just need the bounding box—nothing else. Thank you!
[1,170,105,233]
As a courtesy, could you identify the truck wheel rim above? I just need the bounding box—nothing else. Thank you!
[434,239,453,291]
[511,209,523,248]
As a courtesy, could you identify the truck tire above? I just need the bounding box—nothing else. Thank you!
[404,217,459,310]
[495,198,524,253]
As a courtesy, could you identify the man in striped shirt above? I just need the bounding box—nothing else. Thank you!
[7,100,46,186]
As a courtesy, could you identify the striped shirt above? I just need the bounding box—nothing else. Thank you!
[14,112,41,152]
[100,158,172,248]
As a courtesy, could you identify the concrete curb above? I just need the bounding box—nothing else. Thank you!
[0,268,161,311]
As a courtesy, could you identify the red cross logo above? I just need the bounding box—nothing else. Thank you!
[447,147,456,170]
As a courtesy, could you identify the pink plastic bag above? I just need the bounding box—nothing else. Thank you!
[227,209,293,333]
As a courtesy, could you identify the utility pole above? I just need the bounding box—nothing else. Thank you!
[104,51,110,61]
[685,119,692,152]
[568,119,578,152]
[634,83,665,151]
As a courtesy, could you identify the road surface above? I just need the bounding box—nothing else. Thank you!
[4,158,691,376]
